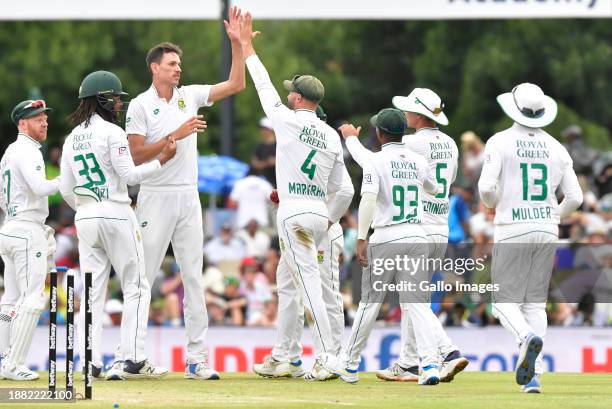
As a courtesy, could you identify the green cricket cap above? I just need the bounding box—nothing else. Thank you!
[11,99,53,125]
[370,108,407,136]
[283,75,325,103]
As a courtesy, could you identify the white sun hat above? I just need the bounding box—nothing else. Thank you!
[392,88,449,126]
[497,83,557,128]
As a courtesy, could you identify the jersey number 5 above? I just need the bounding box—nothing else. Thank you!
[300,149,317,180]
[435,162,448,199]
[520,162,547,201]
[74,153,106,188]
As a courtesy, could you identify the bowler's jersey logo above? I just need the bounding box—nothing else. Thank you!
[153,109,160,115]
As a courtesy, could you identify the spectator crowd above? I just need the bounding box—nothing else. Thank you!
[1,120,610,330]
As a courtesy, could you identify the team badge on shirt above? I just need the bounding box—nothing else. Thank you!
[178,98,186,110]
[364,174,372,184]
[118,147,127,156]
[317,250,324,264]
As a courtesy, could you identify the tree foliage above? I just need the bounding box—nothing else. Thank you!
[0,19,609,161]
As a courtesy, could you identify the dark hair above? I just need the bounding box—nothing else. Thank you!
[380,131,403,143]
[146,42,183,73]
[68,96,117,128]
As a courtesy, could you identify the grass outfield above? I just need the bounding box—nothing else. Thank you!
[0,372,611,409]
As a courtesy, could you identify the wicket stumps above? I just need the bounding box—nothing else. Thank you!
[48,267,93,400]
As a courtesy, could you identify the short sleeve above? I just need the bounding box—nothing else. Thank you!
[361,162,380,196]
[184,85,213,109]
[125,98,148,137]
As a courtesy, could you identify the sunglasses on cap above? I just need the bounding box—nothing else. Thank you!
[290,74,306,96]
[415,97,444,116]
[512,86,545,119]
[24,100,47,109]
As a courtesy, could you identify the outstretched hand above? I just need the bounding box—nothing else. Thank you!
[239,12,261,48]
[223,6,242,43]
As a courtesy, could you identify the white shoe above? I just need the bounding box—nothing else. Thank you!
[185,361,220,380]
[304,359,337,381]
[376,363,419,382]
[418,365,440,385]
[105,361,125,381]
[1,365,39,381]
[516,333,543,386]
[321,354,358,384]
[122,360,168,379]
[439,350,469,383]
[253,355,304,378]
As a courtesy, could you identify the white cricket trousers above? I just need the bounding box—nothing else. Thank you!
[136,188,208,363]
[0,220,48,355]
[491,223,558,376]
[75,201,150,367]
[399,224,458,368]
[272,222,345,362]
[342,223,440,370]
[271,201,336,361]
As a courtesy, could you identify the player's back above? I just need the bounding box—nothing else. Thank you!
[364,143,430,229]
[487,123,571,225]
[274,109,343,206]
[403,128,458,225]
[63,114,131,205]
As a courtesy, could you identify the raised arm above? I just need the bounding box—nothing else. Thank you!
[207,6,246,103]
[338,124,373,168]
[240,13,292,123]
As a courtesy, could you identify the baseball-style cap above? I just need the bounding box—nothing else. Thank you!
[11,99,53,125]
[283,75,325,103]
[370,108,407,136]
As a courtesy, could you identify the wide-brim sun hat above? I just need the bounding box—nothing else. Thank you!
[496,83,557,128]
[392,88,449,126]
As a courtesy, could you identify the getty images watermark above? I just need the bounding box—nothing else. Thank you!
[370,254,499,295]
[361,243,612,303]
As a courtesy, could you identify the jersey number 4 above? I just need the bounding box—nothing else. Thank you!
[74,153,106,188]
[300,149,317,180]
[520,162,547,201]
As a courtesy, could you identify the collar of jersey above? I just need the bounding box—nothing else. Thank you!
[381,142,405,150]
[17,132,41,148]
[512,121,540,133]
[295,109,317,117]
[150,84,180,103]
[416,127,439,133]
